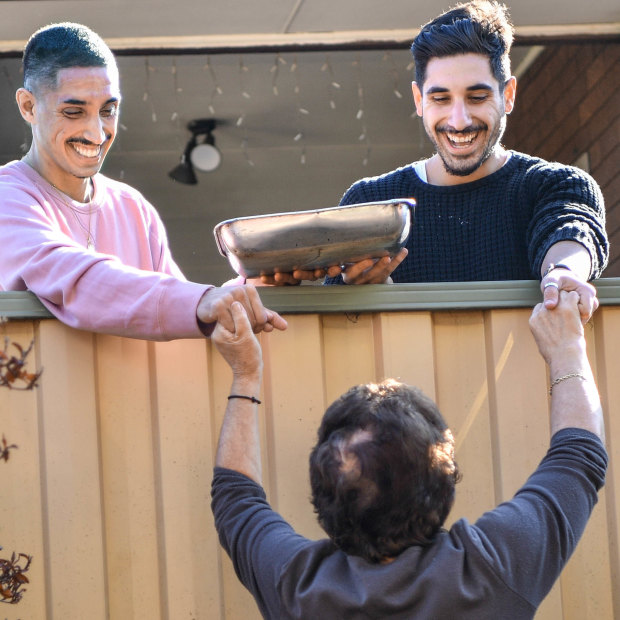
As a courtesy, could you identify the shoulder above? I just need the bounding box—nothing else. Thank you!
[509,151,600,187]
[94,173,164,222]
[95,173,154,206]
[0,160,36,191]
[349,161,419,188]
[0,161,53,212]
[342,162,421,204]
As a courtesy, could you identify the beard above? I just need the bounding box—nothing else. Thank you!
[426,114,507,177]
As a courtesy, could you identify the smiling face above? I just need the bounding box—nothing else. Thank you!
[412,53,516,185]
[17,65,121,199]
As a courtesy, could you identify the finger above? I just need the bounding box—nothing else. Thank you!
[239,284,265,328]
[265,309,288,332]
[577,296,595,324]
[274,272,301,286]
[342,258,382,284]
[211,302,238,341]
[229,300,252,334]
[392,247,409,266]
[326,265,343,278]
[362,256,392,282]
[349,256,400,285]
[542,280,560,309]
[214,301,235,332]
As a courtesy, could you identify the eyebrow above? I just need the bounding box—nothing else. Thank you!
[425,83,494,95]
[61,97,120,106]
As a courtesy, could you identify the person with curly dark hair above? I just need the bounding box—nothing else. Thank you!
[309,380,460,563]
[211,289,606,619]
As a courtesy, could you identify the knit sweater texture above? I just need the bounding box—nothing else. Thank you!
[324,151,608,284]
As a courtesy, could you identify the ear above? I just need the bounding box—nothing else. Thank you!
[16,88,36,123]
[411,82,423,117]
[503,76,517,115]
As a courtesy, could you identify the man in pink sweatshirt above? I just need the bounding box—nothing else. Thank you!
[0,22,286,340]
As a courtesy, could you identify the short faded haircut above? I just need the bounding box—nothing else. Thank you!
[23,22,117,94]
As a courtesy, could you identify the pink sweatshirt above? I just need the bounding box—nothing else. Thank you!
[0,160,212,340]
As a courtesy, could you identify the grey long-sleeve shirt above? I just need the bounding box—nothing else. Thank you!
[212,428,607,620]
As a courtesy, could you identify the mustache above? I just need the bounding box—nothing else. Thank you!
[67,136,111,147]
[436,125,487,135]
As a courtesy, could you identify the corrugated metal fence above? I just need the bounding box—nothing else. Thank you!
[0,306,618,619]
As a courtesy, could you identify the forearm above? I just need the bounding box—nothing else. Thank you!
[541,241,592,281]
[548,343,605,443]
[215,372,263,484]
[0,202,209,339]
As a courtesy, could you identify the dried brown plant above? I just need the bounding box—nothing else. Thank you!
[0,550,32,604]
[0,338,41,390]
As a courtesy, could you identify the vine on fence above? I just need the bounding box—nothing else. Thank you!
[0,338,41,390]
[0,551,32,604]
[0,335,41,606]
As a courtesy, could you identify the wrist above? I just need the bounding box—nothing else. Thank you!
[231,371,262,390]
[543,262,572,279]
[548,348,587,376]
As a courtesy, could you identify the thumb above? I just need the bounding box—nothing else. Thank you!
[230,301,252,334]
[542,282,559,309]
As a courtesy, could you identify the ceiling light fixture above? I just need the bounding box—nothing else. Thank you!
[169,119,222,184]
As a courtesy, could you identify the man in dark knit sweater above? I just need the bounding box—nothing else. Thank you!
[210,291,607,619]
[271,1,608,324]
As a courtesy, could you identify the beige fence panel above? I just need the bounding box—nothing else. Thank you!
[0,300,618,619]
[433,311,495,527]
[0,320,46,620]
[151,338,221,620]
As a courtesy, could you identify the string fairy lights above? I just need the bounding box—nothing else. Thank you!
[270,53,287,96]
[1,48,417,171]
[321,54,341,110]
[237,56,254,167]
[170,57,181,125]
[291,54,309,164]
[203,56,223,116]
[143,58,157,123]
[383,51,404,100]
[353,54,371,167]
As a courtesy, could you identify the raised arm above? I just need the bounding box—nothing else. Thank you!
[212,302,264,483]
[529,290,604,442]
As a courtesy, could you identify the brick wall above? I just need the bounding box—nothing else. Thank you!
[503,42,620,277]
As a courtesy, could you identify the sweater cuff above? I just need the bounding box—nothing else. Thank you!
[158,279,214,339]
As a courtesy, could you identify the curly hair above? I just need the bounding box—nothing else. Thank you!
[309,380,461,563]
[411,0,514,89]
[23,22,117,94]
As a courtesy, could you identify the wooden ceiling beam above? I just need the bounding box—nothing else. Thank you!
[0,23,618,57]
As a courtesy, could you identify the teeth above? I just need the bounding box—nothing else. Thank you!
[448,133,476,144]
[72,143,101,158]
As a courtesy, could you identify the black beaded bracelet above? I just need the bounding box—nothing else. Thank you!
[228,394,261,404]
[543,263,572,278]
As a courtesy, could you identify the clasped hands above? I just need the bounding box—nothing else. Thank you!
[198,255,598,339]
[541,267,598,324]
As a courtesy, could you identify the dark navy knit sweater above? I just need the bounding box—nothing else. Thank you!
[325,151,608,284]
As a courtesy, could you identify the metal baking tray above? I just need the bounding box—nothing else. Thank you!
[213,199,414,278]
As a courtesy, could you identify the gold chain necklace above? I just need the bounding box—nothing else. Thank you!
[21,158,97,251]
[50,181,97,252]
